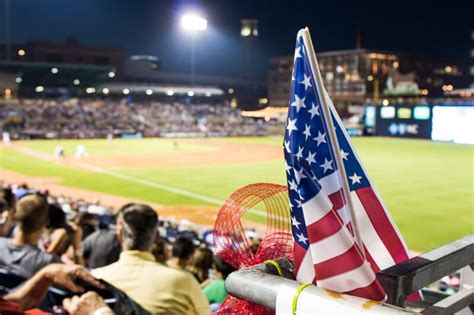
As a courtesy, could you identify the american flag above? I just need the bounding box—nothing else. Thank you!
[285,29,412,301]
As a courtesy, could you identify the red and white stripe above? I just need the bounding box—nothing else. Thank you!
[301,190,386,301]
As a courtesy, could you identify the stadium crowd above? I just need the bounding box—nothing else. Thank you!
[0,182,265,314]
[0,98,281,140]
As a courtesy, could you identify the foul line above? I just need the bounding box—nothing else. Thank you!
[11,146,275,217]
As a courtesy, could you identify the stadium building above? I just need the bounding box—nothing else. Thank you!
[0,39,265,108]
[268,49,472,109]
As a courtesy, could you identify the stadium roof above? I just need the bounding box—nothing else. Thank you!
[0,60,113,87]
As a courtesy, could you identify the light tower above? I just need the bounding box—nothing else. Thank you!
[181,14,208,86]
[241,19,259,90]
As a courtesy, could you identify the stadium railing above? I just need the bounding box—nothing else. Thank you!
[225,235,474,314]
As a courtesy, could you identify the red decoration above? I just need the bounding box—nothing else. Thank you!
[213,183,294,314]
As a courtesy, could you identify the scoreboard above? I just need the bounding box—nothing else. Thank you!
[365,102,474,145]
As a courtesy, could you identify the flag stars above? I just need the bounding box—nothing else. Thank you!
[295,146,304,160]
[300,74,312,91]
[302,124,311,140]
[295,199,302,208]
[320,158,333,174]
[308,103,320,119]
[349,173,363,185]
[341,149,349,161]
[285,162,293,174]
[305,151,316,166]
[288,179,298,192]
[294,46,302,61]
[284,140,291,154]
[294,167,307,184]
[286,119,298,136]
[291,216,301,230]
[314,131,327,147]
[296,232,308,245]
[291,95,306,113]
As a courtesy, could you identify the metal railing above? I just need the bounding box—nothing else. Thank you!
[225,235,474,314]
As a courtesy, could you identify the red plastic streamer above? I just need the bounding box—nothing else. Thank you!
[213,183,294,314]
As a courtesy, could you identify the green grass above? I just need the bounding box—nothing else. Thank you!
[0,137,472,251]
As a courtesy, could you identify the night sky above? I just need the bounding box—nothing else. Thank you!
[1,0,472,78]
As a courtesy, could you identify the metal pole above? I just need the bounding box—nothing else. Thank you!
[225,259,413,313]
[191,34,196,86]
[300,27,366,257]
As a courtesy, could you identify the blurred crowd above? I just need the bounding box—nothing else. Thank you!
[0,182,266,314]
[0,98,282,140]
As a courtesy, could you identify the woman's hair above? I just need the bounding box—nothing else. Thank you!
[0,188,15,209]
[47,203,68,229]
[188,246,214,283]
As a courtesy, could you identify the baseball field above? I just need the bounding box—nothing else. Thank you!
[0,136,472,252]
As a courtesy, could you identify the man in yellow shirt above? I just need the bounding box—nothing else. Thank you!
[91,204,209,314]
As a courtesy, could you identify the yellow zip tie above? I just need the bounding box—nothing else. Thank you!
[292,283,311,315]
[264,259,284,277]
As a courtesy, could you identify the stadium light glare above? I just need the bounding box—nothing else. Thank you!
[382,99,389,106]
[51,67,59,74]
[35,86,44,93]
[228,88,234,94]
[205,92,211,97]
[86,87,96,94]
[15,77,22,84]
[166,90,174,96]
[187,90,195,97]
[102,88,110,95]
[122,88,130,95]
[108,71,116,78]
[17,49,26,56]
[181,14,207,32]
[73,79,80,86]
[146,89,153,95]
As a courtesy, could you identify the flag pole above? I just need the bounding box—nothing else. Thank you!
[300,27,366,258]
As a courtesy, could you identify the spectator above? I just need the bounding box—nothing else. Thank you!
[82,226,121,269]
[168,236,196,270]
[188,246,214,284]
[75,212,98,240]
[45,203,73,256]
[14,184,29,200]
[0,188,16,237]
[0,194,60,278]
[91,203,209,314]
[202,256,236,306]
[151,238,169,264]
[1,263,108,315]
[44,204,85,265]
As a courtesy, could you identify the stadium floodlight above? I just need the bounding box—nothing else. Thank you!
[102,88,109,95]
[181,14,207,32]
[35,86,44,93]
[166,90,174,96]
[187,90,195,97]
[51,67,59,74]
[108,71,116,78]
[122,88,130,95]
[15,77,22,84]
[73,79,80,85]
[146,89,153,95]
